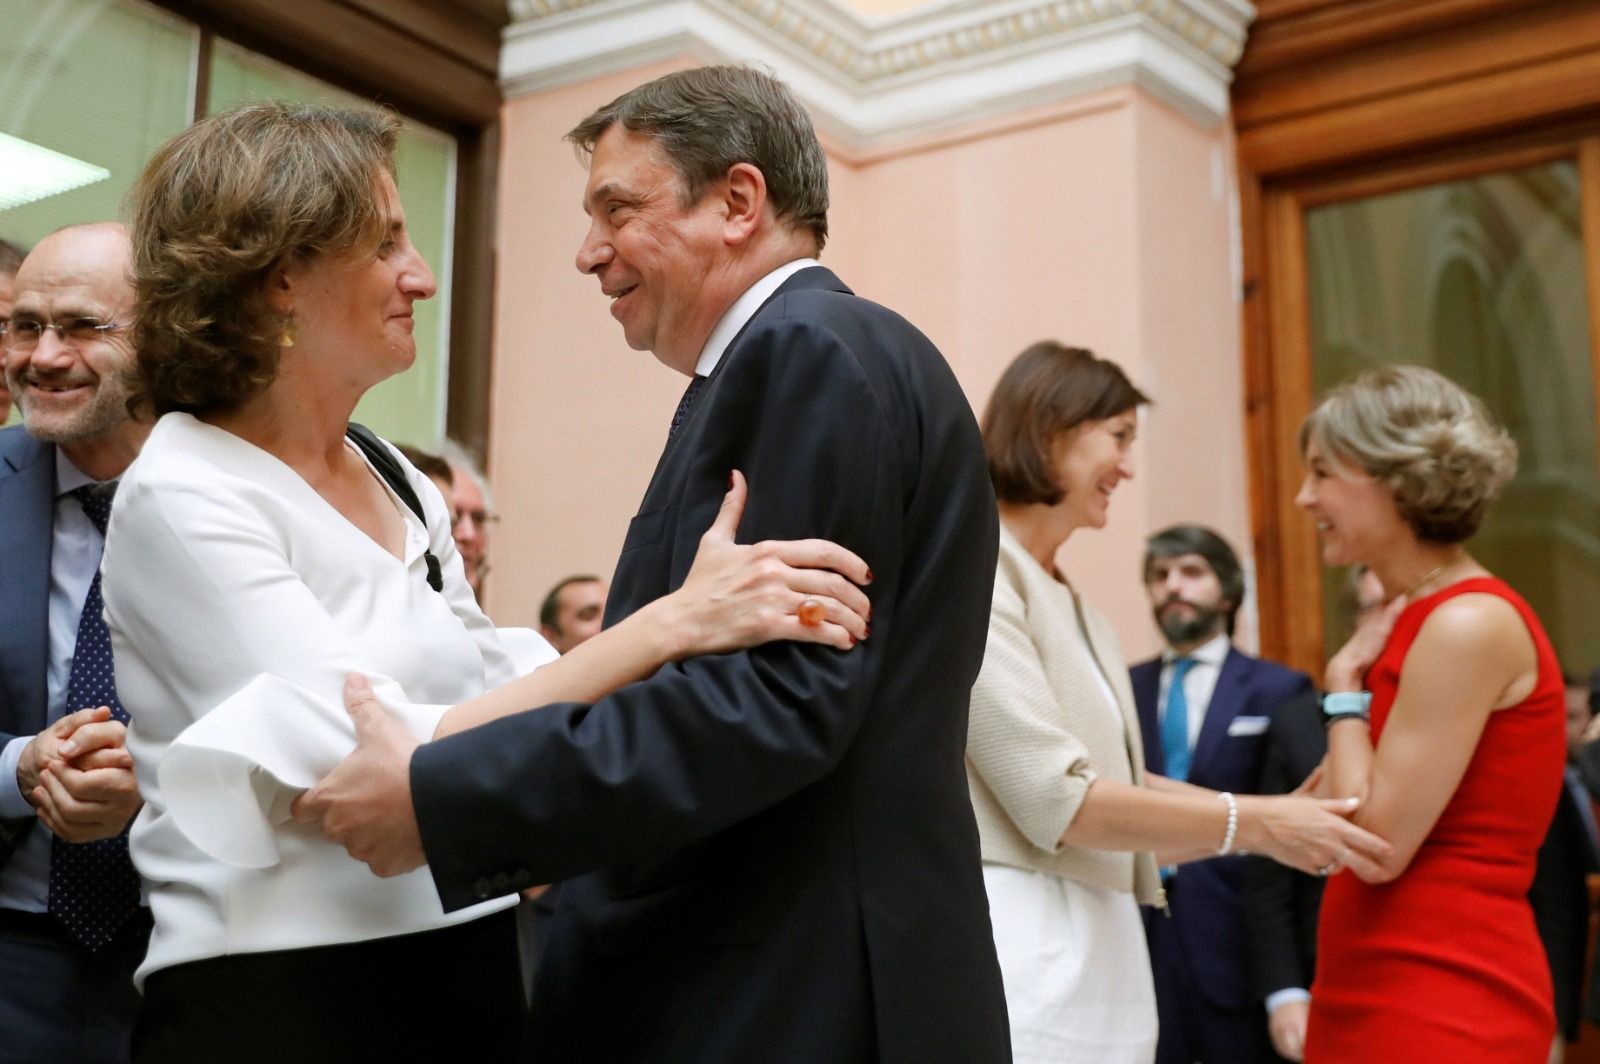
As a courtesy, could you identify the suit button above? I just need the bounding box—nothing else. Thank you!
[491,872,511,892]
[473,877,493,899]
[513,869,533,887]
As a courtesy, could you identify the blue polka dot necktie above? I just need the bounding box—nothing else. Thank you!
[1161,657,1197,784]
[668,375,706,440]
[47,484,141,951]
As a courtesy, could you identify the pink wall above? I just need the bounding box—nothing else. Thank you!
[489,67,1248,663]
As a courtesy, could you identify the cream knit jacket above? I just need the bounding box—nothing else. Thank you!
[966,525,1163,905]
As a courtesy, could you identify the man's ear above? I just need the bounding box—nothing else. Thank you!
[722,162,767,246]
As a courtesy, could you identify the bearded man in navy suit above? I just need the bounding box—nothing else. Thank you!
[300,65,1010,1064]
[1131,525,1315,1064]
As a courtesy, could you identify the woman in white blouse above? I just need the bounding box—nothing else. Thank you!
[965,342,1391,1063]
[103,102,870,1063]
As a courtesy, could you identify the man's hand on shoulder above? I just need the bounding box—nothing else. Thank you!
[21,706,142,843]
[292,673,425,878]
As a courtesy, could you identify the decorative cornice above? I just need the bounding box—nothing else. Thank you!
[503,0,1256,151]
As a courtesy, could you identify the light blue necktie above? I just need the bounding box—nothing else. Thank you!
[1161,657,1197,783]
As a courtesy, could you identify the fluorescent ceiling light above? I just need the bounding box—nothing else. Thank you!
[0,132,111,212]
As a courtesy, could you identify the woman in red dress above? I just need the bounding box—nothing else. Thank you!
[1295,365,1565,1063]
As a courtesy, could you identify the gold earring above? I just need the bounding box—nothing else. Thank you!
[280,325,295,348]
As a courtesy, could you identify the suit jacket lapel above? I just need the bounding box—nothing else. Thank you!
[1191,647,1245,777]
[706,265,852,387]
[0,432,56,738]
[1130,661,1163,776]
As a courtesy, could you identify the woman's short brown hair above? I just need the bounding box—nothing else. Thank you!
[128,101,401,417]
[981,341,1151,505]
[1298,364,1517,544]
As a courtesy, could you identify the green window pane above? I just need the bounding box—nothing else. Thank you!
[0,0,195,427]
[0,0,194,242]
[1306,161,1599,674]
[207,38,457,449]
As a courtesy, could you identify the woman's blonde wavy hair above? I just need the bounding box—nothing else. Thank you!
[1298,364,1517,544]
[127,101,401,417]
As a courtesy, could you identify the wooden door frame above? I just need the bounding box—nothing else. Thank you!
[1235,0,1600,674]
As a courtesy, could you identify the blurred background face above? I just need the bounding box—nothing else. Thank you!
[450,466,492,590]
[543,579,608,654]
[1567,682,1594,763]
[1146,553,1229,647]
[0,269,14,412]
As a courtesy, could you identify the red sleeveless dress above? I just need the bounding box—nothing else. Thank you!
[1304,577,1564,1063]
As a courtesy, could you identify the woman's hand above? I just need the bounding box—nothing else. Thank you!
[1325,595,1406,692]
[663,470,873,656]
[1236,793,1392,879]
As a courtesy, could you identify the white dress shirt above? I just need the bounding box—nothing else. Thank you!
[102,413,553,984]
[693,258,820,378]
[1155,631,1231,750]
[0,450,102,912]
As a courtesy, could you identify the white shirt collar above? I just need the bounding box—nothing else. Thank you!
[54,447,97,498]
[693,258,820,378]
[1164,630,1231,668]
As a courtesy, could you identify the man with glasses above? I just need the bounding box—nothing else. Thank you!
[0,237,25,420]
[0,222,150,1064]
[441,441,496,597]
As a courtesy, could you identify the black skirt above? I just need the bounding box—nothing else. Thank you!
[133,908,524,1063]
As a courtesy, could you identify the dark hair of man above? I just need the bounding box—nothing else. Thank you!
[395,444,454,486]
[566,65,830,252]
[540,575,602,630]
[1143,524,1245,636]
[981,340,1151,506]
[0,237,25,276]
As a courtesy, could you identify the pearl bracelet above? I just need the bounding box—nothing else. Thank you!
[1217,791,1239,856]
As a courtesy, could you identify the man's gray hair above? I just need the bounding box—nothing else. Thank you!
[567,65,829,251]
[438,438,494,510]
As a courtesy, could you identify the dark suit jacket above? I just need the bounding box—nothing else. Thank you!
[1530,775,1596,1041]
[1241,687,1326,1002]
[410,267,1010,1064]
[0,427,53,867]
[1133,648,1315,1012]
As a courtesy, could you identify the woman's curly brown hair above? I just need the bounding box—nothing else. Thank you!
[1298,364,1518,544]
[127,101,401,417]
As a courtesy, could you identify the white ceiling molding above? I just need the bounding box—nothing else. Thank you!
[502,0,1255,153]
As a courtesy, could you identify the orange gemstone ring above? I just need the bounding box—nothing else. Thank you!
[797,598,826,627]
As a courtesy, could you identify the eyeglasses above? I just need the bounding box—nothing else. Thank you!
[454,509,500,530]
[0,316,129,352]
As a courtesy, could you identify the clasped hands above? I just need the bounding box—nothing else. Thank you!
[19,706,142,842]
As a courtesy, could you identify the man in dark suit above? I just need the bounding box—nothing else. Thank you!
[299,66,1010,1064]
[1243,564,1385,1062]
[1132,525,1315,1064]
[1534,671,1600,1058]
[0,223,149,1063]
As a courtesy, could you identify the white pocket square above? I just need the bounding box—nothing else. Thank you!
[1227,716,1270,737]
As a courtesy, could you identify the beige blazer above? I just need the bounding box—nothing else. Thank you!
[966,525,1163,905]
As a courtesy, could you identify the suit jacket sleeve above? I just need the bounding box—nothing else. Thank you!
[1243,685,1319,999]
[412,313,910,910]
